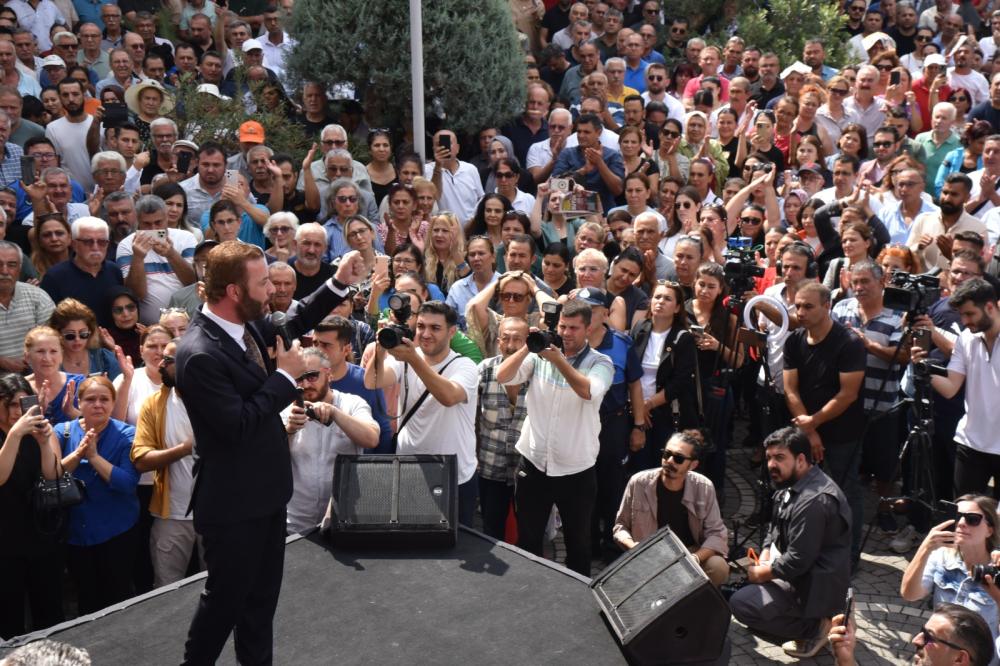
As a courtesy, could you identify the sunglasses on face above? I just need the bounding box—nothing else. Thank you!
[918,625,968,652]
[674,201,694,209]
[63,330,91,341]
[336,195,359,204]
[875,64,893,71]
[957,511,989,526]
[829,87,849,96]
[872,141,895,148]
[496,171,516,179]
[663,450,694,464]
[915,35,932,42]
[661,129,680,138]
[111,304,137,315]
[740,216,763,225]
[296,370,322,383]
[500,292,527,302]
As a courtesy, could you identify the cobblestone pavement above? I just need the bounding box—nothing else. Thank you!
[540,444,928,665]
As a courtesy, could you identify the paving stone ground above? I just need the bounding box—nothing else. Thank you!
[536,432,928,665]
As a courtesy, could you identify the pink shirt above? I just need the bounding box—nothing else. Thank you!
[683,74,731,103]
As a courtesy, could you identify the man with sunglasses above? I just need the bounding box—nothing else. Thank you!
[830,603,994,666]
[282,347,378,534]
[130,338,203,587]
[731,426,852,659]
[641,63,685,123]
[39,216,122,328]
[613,429,728,586]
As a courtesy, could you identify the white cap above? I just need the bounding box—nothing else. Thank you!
[195,83,229,101]
[241,38,263,52]
[41,55,66,68]
[924,53,947,68]
[780,61,812,79]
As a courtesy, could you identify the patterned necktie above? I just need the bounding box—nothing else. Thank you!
[242,328,266,372]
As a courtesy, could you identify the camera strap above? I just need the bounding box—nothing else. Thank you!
[395,355,460,445]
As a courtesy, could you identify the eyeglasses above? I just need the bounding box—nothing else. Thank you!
[957,511,989,527]
[915,35,932,42]
[872,141,894,148]
[918,625,969,653]
[952,96,969,103]
[500,291,527,302]
[663,450,694,464]
[296,370,322,383]
[346,228,370,238]
[740,216,763,226]
[496,171,516,179]
[321,139,347,146]
[29,151,57,160]
[674,201,694,209]
[112,304,137,314]
[76,237,109,247]
[336,195,359,204]
[62,330,92,341]
[271,226,293,234]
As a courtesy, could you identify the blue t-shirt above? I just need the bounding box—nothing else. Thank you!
[596,325,642,414]
[45,373,85,425]
[331,363,393,454]
[199,204,268,248]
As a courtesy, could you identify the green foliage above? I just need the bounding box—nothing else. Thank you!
[284,0,527,134]
[735,0,849,69]
[170,73,311,162]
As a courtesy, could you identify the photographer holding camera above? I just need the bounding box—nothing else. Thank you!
[900,495,1000,653]
[496,298,614,576]
[363,301,480,525]
[913,278,1000,497]
[283,348,379,534]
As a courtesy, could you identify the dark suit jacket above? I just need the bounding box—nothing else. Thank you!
[176,280,346,527]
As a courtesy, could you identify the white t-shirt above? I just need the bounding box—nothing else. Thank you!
[385,350,478,483]
[949,328,1000,455]
[281,391,376,534]
[116,228,197,325]
[948,69,990,107]
[114,368,161,486]
[640,329,669,400]
[757,282,795,393]
[164,388,196,520]
[45,116,95,190]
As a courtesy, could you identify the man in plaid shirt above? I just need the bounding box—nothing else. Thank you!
[476,317,530,540]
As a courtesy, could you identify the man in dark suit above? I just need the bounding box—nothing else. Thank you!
[176,241,365,665]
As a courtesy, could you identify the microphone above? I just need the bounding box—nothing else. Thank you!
[271,311,294,349]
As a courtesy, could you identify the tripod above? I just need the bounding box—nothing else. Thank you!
[859,361,943,554]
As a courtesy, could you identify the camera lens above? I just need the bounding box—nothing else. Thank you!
[526,331,548,354]
[376,327,401,349]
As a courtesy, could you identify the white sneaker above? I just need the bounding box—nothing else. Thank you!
[890,525,917,554]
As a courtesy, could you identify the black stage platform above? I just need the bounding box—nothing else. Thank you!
[1,528,628,665]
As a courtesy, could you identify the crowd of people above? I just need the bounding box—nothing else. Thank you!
[5,0,1000,662]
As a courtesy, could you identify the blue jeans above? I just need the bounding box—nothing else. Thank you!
[823,441,863,564]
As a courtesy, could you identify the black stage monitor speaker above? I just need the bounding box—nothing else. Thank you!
[590,526,731,665]
[324,454,457,548]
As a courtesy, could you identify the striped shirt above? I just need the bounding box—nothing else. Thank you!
[831,299,906,413]
[505,346,614,476]
[476,356,528,485]
[0,282,55,358]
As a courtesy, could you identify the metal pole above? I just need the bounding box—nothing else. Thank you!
[409,0,425,162]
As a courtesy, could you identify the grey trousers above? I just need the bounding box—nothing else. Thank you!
[730,579,820,641]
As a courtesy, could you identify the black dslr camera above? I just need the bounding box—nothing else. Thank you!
[883,270,941,317]
[526,301,563,353]
[973,564,1000,584]
[376,293,414,349]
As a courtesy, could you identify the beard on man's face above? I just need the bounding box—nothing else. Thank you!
[236,286,266,322]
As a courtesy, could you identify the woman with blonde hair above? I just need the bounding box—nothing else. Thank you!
[24,326,83,425]
[424,212,469,293]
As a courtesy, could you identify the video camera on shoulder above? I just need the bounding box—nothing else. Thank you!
[723,236,764,295]
[376,293,414,349]
[526,301,563,353]
[883,270,941,317]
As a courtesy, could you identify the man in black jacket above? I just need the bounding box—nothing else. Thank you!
[176,241,365,665]
[730,426,852,659]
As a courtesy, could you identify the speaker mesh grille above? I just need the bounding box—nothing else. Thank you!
[345,463,394,522]
[398,463,448,523]
[600,539,702,630]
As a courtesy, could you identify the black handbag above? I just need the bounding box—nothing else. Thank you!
[33,422,87,512]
